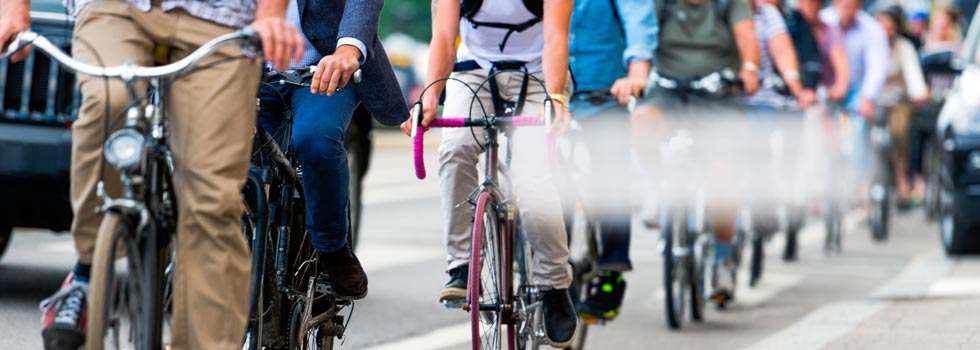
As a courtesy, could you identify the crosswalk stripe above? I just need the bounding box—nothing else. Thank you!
[358,323,470,350]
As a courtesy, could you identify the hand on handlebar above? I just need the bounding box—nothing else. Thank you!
[858,98,876,119]
[547,99,571,135]
[740,68,760,95]
[610,76,646,105]
[400,94,439,136]
[311,45,361,96]
[249,16,304,71]
[0,3,31,62]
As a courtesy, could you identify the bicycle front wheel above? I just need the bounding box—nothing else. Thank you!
[662,208,688,330]
[470,192,503,350]
[86,212,145,350]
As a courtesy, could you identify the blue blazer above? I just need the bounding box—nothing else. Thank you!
[298,0,409,126]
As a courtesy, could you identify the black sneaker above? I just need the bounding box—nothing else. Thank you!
[40,273,87,350]
[438,265,468,302]
[542,288,579,348]
[318,244,368,300]
[577,271,627,321]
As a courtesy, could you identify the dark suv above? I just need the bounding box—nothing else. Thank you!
[0,7,77,261]
[0,4,374,261]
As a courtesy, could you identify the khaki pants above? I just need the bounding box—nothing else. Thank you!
[887,101,913,166]
[70,2,259,349]
[438,70,571,289]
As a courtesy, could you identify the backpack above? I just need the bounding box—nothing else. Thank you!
[460,0,544,52]
[658,0,732,27]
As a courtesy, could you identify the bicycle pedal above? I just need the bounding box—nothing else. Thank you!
[443,300,466,309]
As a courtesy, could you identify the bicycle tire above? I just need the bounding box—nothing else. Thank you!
[86,212,144,350]
[662,208,688,330]
[870,197,890,242]
[515,229,541,350]
[783,228,799,261]
[470,192,503,350]
[689,232,708,322]
[0,225,11,264]
[242,175,268,350]
[749,236,765,287]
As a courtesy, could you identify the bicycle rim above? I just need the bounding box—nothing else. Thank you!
[87,213,145,350]
[470,192,503,350]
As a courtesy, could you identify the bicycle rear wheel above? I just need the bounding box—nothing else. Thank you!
[470,192,503,350]
[661,208,688,329]
[86,212,150,349]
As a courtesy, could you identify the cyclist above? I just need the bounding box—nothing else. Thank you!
[791,0,850,103]
[566,0,656,321]
[257,0,408,300]
[398,0,578,346]
[875,7,928,210]
[636,0,761,304]
[0,0,304,349]
[820,0,888,183]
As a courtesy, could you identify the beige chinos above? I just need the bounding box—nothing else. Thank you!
[69,2,259,349]
[439,69,572,289]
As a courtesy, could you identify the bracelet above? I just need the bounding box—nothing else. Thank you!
[742,61,759,73]
[548,93,567,107]
[784,69,801,82]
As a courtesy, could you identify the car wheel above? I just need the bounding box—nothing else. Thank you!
[940,186,980,255]
[0,225,10,263]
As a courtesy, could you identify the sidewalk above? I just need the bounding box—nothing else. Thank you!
[749,253,980,350]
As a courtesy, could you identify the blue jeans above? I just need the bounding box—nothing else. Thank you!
[572,102,633,271]
[258,83,357,253]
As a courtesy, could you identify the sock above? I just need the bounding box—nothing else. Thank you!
[73,261,91,283]
[714,241,733,263]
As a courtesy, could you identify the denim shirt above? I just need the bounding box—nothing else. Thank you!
[569,0,658,93]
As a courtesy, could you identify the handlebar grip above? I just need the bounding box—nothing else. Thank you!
[411,103,426,180]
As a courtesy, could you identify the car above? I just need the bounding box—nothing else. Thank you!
[0,7,76,263]
[936,8,980,255]
[0,4,375,262]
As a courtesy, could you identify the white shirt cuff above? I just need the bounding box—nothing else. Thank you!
[337,37,368,64]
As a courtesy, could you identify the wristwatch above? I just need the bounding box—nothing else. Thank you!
[548,93,567,107]
[742,61,759,73]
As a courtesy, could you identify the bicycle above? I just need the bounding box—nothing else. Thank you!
[241,66,362,350]
[559,91,635,349]
[410,72,556,350]
[868,110,893,242]
[2,29,261,349]
[658,126,714,327]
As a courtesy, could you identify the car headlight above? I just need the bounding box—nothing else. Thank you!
[103,129,144,170]
[969,151,980,174]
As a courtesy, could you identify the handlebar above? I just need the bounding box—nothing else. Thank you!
[1,27,259,80]
[410,102,545,180]
[265,66,362,86]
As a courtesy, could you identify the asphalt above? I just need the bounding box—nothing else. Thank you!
[1,130,978,350]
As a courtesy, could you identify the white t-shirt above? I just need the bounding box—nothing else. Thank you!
[457,0,544,73]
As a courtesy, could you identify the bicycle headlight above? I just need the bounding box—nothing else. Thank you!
[968,151,980,174]
[104,129,144,170]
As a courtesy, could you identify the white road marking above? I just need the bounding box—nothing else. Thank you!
[744,300,885,350]
[358,323,470,350]
[39,240,74,254]
[356,243,444,273]
[870,251,952,300]
[927,277,980,298]
[363,183,439,206]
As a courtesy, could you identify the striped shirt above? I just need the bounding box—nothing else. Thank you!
[65,0,256,28]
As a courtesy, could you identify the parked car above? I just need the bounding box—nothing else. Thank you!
[0,5,375,262]
[936,8,980,255]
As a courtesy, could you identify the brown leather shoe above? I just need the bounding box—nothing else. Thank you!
[318,245,368,300]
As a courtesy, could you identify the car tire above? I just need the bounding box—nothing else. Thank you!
[0,225,11,263]
[941,186,980,255]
